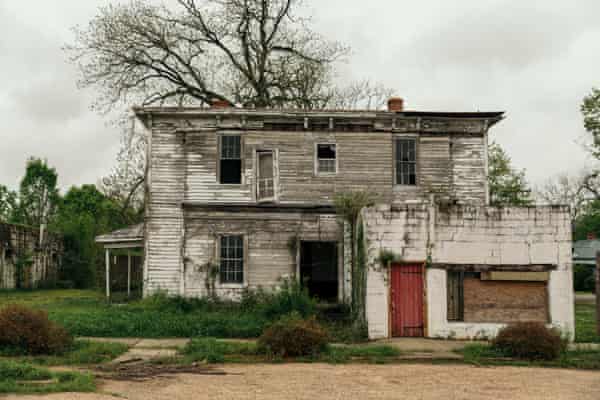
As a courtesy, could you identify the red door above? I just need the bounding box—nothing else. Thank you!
[391,264,424,337]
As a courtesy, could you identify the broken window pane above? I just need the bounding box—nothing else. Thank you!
[220,135,242,184]
[317,144,336,174]
[395,138,417,185]
[220,235,244,284]
[257,151,275,200]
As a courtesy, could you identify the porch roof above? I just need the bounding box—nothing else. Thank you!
[95,224,144,249]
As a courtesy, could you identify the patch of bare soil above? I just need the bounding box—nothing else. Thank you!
[5,363,600,400]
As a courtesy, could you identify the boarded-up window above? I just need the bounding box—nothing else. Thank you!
[220,235,244,284]
[317,144,337,174]
[219,135,242,184]
[395,138,417,185]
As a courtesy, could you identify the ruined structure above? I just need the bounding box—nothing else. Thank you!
[0,222,63,289]
[132,98,574,340]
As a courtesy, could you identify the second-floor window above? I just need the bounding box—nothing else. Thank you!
[219,135,242,184]
[395,138,417,186]
[316,144,337,175]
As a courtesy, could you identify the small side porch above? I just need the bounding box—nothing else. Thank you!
[96,224,144,301]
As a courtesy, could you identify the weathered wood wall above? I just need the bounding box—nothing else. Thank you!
[183,208,340,299]
[0,223,63,289]
[143,112,492,296]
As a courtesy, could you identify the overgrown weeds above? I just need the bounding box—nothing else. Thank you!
[0,360,95,394]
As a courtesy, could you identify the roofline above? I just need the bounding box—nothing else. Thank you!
[133,106,504,125]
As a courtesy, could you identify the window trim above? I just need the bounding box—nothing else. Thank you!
[216,234,247,287]
[393,135,418,187]
[217,133,244,185]
[314,143,338,176]
[255,149,279,203]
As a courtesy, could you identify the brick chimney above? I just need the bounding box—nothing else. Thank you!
[388,97,404,112]
[211,99,232,109]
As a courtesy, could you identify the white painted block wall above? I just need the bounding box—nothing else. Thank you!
[364,205,575,340]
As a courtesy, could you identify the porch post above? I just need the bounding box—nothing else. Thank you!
[127,251,132,298]
[105,248,110,299]
[596,251,600,336]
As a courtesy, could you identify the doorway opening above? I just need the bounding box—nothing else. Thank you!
[300,241,338,302]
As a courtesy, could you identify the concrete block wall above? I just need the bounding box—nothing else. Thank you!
[363,204,574,340]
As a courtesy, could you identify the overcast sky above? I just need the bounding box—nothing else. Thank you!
[0,0,597,192]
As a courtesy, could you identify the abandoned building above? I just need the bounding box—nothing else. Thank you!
[100,97,574,340]
[0,222,63,289]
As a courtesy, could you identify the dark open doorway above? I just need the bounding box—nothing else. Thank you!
[300,241,338,302]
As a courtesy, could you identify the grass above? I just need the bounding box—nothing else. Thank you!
[0,289,361,342]
[0,360,95,394]
[0,340,129,366]
[575,303,600,343]
[179,337,401,364]
[460,343,600,370]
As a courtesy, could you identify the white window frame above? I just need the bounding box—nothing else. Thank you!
[393,135,418,186]
[216,234,247,287]
[315,143,338,176]
[217,133,244,186]
[255,149,279,203]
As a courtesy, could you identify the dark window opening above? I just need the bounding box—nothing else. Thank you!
[300,242,338,302]
[447,271,480,322]
[317,144,337,174]
[220,235,244,284]
[395,138,417,185]
[219,135,242,184]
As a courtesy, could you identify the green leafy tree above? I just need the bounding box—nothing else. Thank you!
[488,141,533,206]
[582,87,600,158]
[334,190,378,327]
[0,185,17,222]
[14,158,60,229]
[54,185,139,288]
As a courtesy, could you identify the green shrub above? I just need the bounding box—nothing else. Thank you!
[493,322,567,360]
[0,305,73,355]
[574,264,595,293]
[258,313,328,357]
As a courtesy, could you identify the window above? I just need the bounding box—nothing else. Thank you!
[395,138,417,185]
[447,271,464,322]
[447,271,479,322]
[219,135,242,184]
[316,144,337,174]
[257,151,275,201]
[220,235,244,284]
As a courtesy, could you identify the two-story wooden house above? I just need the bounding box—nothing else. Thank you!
[132,98,574,340]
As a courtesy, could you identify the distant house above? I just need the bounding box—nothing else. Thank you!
[572,238,600,266]
[0,222,63,289]
[99,97,575,341]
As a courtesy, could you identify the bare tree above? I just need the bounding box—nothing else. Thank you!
[98,117,146,219]
[535,171,596,220]
[66,0,374,110]
[68,0,395,208]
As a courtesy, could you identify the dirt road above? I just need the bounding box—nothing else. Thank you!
[7,363,600,400]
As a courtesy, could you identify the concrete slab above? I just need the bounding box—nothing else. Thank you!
[575,293,596,305]
[136,338,190,349]
[113,348,179,364]
[78,337,140,346]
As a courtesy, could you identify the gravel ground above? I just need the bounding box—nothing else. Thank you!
[6,363,600,400]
